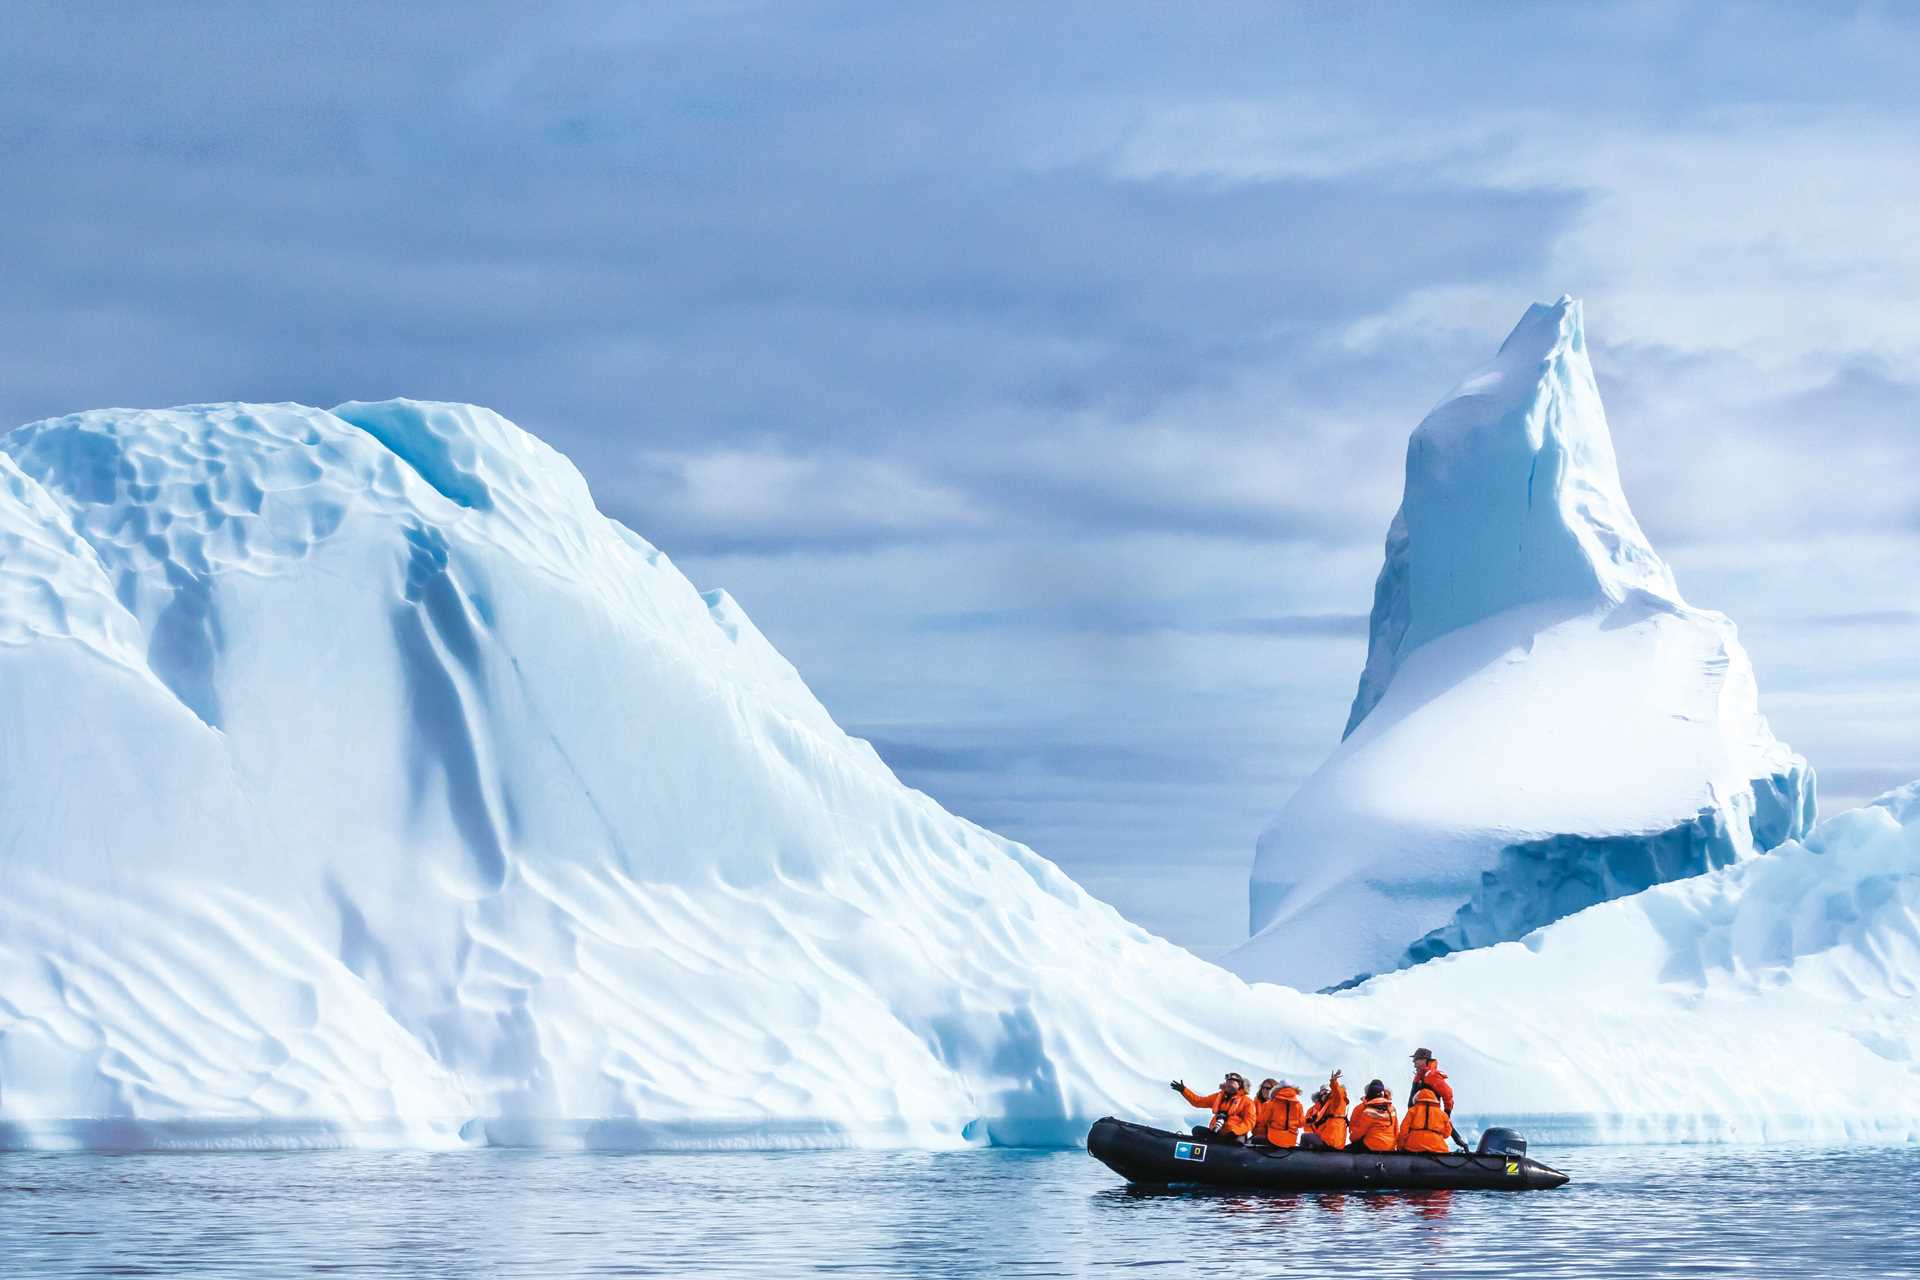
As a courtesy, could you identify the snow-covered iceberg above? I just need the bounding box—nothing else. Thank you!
[0,396,1904,1152]
[0,400,1286,1150]
[1228,298,1814,991]
[1347,787,1919,1145]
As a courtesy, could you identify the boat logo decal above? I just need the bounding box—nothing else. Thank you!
[1506,1161,1520,1175]
[1173,1141,1207,1162]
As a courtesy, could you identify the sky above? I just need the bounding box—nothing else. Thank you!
[5,2,1916,954]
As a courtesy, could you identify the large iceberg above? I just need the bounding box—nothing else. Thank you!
[0,397,1906,1151]
[0,400,1278,1149]
[1228,298,1814,991]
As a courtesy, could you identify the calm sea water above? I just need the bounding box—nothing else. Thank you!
[2,1143,1915,1278]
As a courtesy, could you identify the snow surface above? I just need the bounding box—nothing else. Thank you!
[1347,790,1920,1145]
[0,397,1907,1152]
[1230,298,1813,991]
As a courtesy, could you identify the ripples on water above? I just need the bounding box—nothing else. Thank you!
[2,1143,1916,1278]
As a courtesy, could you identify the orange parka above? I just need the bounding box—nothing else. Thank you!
[1255,1085,1306,1147]
[1180,1084,1257,1137]
[1410,1061,1455,1114]
[1398,1086,1456,1153]
[1305,1078,1349,1149]
[1347,1095,1398,1152]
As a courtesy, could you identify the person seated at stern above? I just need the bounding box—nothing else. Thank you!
[1399,1083,1470,1154]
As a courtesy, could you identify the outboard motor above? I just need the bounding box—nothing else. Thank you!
[1476,1127,1528,1158]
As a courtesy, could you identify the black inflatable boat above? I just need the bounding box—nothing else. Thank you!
[1087,1117,1569,1192]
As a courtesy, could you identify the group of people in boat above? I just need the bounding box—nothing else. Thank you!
[1170,1046,1468,1154]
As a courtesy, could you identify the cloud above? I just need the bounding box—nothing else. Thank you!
[1127,99,1920,372]
[6,2,1918,947]
[0,0,1582,558]
[1212,614,1369,638]
[1818,765,1920,808]
[1801,610,1920,629]
[915,606,1366,639]
[858,733,1258,787]
[628,447,989,550]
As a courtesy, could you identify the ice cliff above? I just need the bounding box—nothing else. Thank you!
[0,395,1904,1152]
[1227,298,1814,991]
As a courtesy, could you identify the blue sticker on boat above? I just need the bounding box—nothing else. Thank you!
[1174,1141,1206,1162]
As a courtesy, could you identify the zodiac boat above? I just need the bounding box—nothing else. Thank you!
[1087,1117,1570,1191]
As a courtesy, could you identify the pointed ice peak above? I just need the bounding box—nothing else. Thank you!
[1344,297,1680,737]
[1416,294,1598,459]
[1496,293,1583,361]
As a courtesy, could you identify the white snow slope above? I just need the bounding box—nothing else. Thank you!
[1229,298,1814,992]
[0,396,1908,1152]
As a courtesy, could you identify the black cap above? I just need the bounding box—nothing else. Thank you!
[1411,1047,1433,1061]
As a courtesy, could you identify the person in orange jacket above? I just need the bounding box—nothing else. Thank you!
[1399,1084,1470,1154]
[1345,1078,1398,1152]
[1171,1072,1256,1142]
[1408,1047,1455,1115]
[1249,1078,1277,1141]
[1300,1069,1349,1149]
[1251,1078,1305,1147]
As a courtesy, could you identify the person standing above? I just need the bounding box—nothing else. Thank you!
[1408,1047,1455,1115]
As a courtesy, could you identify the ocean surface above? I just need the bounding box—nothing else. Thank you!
[3,1142,1916,1278]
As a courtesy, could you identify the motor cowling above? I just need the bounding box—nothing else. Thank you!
[1475,1127,1527,1158]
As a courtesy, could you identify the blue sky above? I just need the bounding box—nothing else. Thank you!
[6,2,1916,953]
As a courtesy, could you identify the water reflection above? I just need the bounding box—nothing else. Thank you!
[0,1143,1913,1278]
[1111,1182,1450,1223]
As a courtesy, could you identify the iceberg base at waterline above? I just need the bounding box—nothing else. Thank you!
[5,787,1913,1151]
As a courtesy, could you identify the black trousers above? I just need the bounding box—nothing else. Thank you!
[1191,1126,1246,1143]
